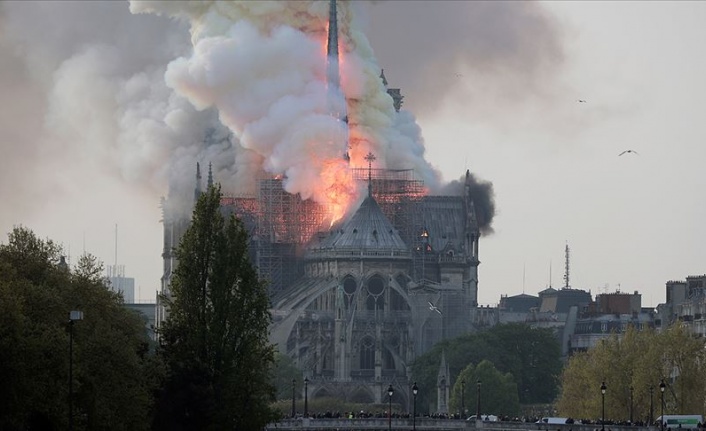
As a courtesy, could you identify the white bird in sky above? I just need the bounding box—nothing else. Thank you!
[428,301,442,315]
[619,150,639,156]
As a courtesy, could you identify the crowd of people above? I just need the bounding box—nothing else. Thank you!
[288,411,705,430]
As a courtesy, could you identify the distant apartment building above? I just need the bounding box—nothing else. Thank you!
[658,275,706,337]
[593,290,641,315]
[105,265,157,339]
[107,264,135,303]
[493,288,657,357]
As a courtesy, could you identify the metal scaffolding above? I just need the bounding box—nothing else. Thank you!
[220,169,427,297]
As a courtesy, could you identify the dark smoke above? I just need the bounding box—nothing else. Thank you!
[0,1,193,230]
[439,173,496,235]
[363,1,564,117]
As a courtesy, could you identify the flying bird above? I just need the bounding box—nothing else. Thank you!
[577,99,587,103]
[455,73,463,78]
[618,150,639,156]
[428,301,442,315]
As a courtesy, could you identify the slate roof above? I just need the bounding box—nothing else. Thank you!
[308,194,409,257]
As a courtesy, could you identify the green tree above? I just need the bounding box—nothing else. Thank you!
[450,360,521,417]
[477,323,561,403]
[557,324,706,421]
[271,352,303,401]
[410,323,561,412]
[0,227,155,431]
[154,185,277,430]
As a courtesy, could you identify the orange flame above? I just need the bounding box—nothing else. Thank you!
[319,158,357,226]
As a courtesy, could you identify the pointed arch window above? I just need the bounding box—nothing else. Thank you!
[360,337,375,370]
[343,276,357,309]
[365,276,385,311]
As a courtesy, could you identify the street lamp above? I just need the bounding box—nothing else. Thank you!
[387,384,394,431]
[291,378,296,418]
[660,379,666,431]
[649,385,654,425]
[629,386,634,424]
[68,310,83,431]
[461,379,465,420]
[600,381,606,431]
[304,377,309,418]
[476,380,481,420]
[412,382,418,431]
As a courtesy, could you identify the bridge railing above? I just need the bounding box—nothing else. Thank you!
[266,417,653,431]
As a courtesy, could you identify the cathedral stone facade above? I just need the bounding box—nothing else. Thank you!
[160,167,481,410]
[267,172,481,408]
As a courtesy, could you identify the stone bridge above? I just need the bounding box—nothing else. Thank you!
[266,418,648,431]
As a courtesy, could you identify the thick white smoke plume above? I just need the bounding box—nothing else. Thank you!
[130,0,442,215]
[0,0,563,239]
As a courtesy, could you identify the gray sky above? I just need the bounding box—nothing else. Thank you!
[1,1,704,306]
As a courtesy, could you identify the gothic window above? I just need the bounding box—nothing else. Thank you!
[343,276,357,309]
[366,295,384,311]
[360,337,375,369]
[365,276,385,311]
[343,277,357,294]
[322,347,332,371]
[367,276,384,295]
[383,349,395,370]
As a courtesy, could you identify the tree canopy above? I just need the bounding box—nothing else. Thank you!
[0,227,156,431]
[410,323,562,413]
[272,352,304,401]
[153,185,277,430]
[557,324,706,422]
[450,359,521,417]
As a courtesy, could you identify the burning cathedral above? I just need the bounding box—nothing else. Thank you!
[157,0,491,407]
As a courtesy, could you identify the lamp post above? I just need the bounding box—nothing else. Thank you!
[387,384,394,431]
[68,310,83,431]
[660,379,666,431]
[291,378,296,418]
[304,377,309,418]
[476,380,481,420]
[412,382,418,431]
[629,386,634,424]
[600,381,606,431]
[649,385,654,425]
[461,379,465,419]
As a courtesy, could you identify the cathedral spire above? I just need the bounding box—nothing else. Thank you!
[327,0,350,162]
[327,0,339,71]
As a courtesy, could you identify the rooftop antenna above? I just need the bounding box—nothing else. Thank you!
[563,242,570,289]
[364,151,376,196]
[549,260,552,288]
[114,223,118,268]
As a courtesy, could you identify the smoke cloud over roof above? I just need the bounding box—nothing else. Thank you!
[0,0,564,236]
[365,1,564,119]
